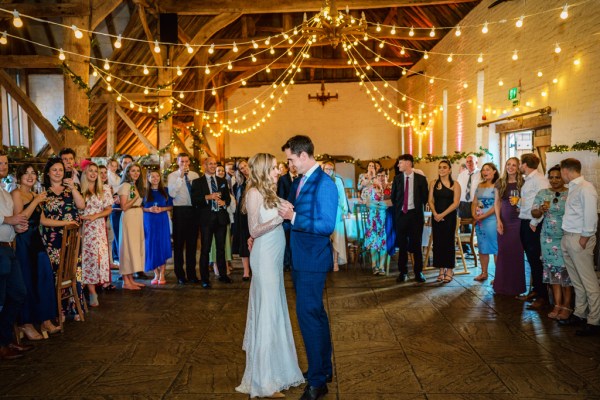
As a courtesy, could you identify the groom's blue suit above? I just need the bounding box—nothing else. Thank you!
[288,165,338,388]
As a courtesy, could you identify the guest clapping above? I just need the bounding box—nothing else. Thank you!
[358,161,376,201]
[428,160,461,283]
[142,170,173,285]
[471,163,499,282]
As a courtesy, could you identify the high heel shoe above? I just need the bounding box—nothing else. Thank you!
[18,324,44,341]
[89,294,99,307]
[547,305,561,319]
[40,320,61,335]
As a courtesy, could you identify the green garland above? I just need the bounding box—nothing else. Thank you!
[57,115,95,142]
[547,140,600,155]
[1,145,34,160]
[155,110,177,125]
[414,147,493,164]
[60,62,92,99]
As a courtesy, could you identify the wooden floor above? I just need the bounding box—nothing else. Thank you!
[1,257,600,399]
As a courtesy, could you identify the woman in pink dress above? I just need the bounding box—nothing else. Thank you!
[80,161,113,307]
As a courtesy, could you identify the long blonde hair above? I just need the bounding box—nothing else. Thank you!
[496,157,524,197]
[80,162,104,199]
[242,153,279,213]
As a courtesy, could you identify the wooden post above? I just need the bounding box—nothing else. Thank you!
[194,52,208,161]
[63,9,91,158]
[106,100,116,156]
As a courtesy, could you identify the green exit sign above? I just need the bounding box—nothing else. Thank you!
[508,87,518,100]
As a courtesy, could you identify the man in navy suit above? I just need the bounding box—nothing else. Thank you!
[279,135,337,400]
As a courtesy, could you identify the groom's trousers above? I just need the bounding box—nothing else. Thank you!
[292,270,332,387]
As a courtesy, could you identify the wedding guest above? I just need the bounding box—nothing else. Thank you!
[493,157,525,296]
[225,161,236,191]
[191,157,232,287]
[167,153,200,284]
[457,154,480,254]
[143,170,173,285]
[106,159,120,192]
[232,159,251,280]
[428,160,461,283]
[59,148,80,185]
[471,162,499,281]
[39,157,85,323]
[0,151,29,359]
[323,161,349,271]
[110,154,133,268]
[357,161,376,201]
[391,154,429,283]
[277,161,294,271]
[518,153,550,309]
[558,158,599,336]
[79,161,113,307]
[0,154,16,192]
[374,161,383,173]
[531,165,571,320]
[117,162,146,290]
[365,170,391,275]
[11,164,58,340]
[99,165,117,290]
[209,165,235,276]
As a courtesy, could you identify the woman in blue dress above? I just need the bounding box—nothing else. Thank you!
[531,165,571,320]
[142,170,173,284]
[471,162,499,282]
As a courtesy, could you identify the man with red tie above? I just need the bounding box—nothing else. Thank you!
[391,154,429,283]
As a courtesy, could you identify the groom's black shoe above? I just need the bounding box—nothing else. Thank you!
[396,273,408,283]
[302,371,332,383]
[299,384,328,400]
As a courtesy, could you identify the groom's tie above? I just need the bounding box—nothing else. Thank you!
[296,175,306,198]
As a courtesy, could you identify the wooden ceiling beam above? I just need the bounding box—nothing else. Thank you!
[115,103,158,152]
[91,0,124,30]
[136,3,163,66]
[0,69,62,152]
[0,2,88,17]
[158,0,479,14]
[0,56,59,69]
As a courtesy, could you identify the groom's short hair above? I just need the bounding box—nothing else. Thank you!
[281,135,314,157]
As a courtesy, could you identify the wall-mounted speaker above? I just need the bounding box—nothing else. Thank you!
[159,13,178,44]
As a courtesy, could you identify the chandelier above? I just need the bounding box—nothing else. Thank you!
[302,0,367,48]
[308,81,339,106]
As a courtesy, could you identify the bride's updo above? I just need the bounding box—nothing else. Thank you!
[243,153,280,212]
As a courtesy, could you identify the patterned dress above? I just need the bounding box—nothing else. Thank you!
[533,188,571,286]
[364,184,390,252]
[81,185,113,285]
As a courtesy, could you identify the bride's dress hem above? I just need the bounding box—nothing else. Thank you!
[235,378,305,398]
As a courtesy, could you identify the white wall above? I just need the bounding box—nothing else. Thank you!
[28,75,64,155]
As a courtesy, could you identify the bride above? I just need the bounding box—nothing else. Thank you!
[236,153,304,398]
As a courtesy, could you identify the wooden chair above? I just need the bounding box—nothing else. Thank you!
[458,217,478,269]
[454,217,470,275]
[55,224,85,332]
[344,187,357,199]
[353,203,370,268]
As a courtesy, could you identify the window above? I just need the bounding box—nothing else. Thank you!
[503,130,533,164]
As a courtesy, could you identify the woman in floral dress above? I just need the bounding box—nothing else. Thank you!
[40,157,85,319]
[80,161,113,307]
[364,170,392,275]
[531,165,571,320]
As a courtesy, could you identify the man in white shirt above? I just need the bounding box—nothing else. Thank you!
[106,158,121,193]
[558,158,599,336]
[168,153,201,284]
[456,155,481,254]
[0,152,30,359]
[518,153,550,309]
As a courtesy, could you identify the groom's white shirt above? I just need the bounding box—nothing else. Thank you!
[291,162,320,225]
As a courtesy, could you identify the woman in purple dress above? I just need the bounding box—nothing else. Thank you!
[493,157,525,296]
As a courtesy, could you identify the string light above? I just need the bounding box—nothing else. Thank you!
[265,36,270,45]
[106,75,111,82]
[232,42,238,52]
[143,88,149,95]
[185,43,193,54]
[482,22,489,34]
[205,66,210,74]
[176,66,182,76]
[553,78,559,84]
[447,53,453,62]
[378,41,384,48]
[516,16,524,28]
[498,79,504,86]
[409,26,415,37]
[554,43,562,53]
[154,40,161,53]
[463,82,468,88]
[103,58,110,70]
[58,48,66,61]
[208,43,215,54]
[0,31,7,45]
[541,91,547,97]
[429,27,436,37]
[251,54,257,62]
[12,10,23,28]
[71,25,83,39]
[179,92,184,99]
[560,3,569,19]
[512,50,519,61]
[130,101,134,108]
[390,25,396,35]
[376,23,381,32]
[143,64,149,75]
[423,51,429,60]
[211,89,217,96]
[477,53,483,63]
[400,46,405,55]
[537,71,543,77]
[117,95,122,101]
[573,58,580,65]
[106,84,112,92]
[429,77,435,84]
[114,34,122,48]
[455,25,461,37]
[227,61,232,70]
[252,40,258,49]
[269,47,275,55]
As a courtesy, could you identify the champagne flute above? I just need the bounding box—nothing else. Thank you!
[509,190,519,206]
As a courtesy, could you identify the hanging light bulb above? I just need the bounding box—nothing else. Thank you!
[143,64,149,75]
[498,79,504,86]
[176,66,182,76]
[130,101,134,108]
[155,106,159,113]
[251,40,258,49]
[138,106,143,112]
[241,79,247,86]
[265,36,270,45]
[117,95,122,101]
[103,58,110,70]
[106,75,112,82]
[554,43,562,53]
[232,42,238,52]
[400,46,405,55]
[455,25,461,37]
[537,71,543,77]
[477,53,483,63]
[205,65,210,74]
[390,25,396,35]
[409,26,415,37]
[206,43,214,54]
[287,50,293,56]
[429,77,434,84]
[92,69,97,77]
[58,48,66,61]
[0,31,7,45]
[375,23,381,32]
[423,51,429,60]
[560,3,569,19]
[363,33,368,41]
[512,49,519,61]
[573,58,580,65]
[154,40,161,53]
[429,27,436,37]
[553,78,558,84]
[179,92,184,99]
[378,41,384,48]
[251,54,257,62]
[482,22,489,34]
[447,53,453,62]
[516,16,524,28]
[211,89,217,96]
[114,34,122,48]
[402,68,407,75]
[12,10,23,28]
[185,43,193,54]
[144,88,149,95]
[541,91,547,97]
[269,46,275,55]
[71,25,83,39]
[106,84,112,92]
[463,82,468,88]
[227,61,232,70]
[266,67,271,73]
[147,107,152,113]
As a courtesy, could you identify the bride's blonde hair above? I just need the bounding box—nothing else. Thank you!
[242,153,280,213]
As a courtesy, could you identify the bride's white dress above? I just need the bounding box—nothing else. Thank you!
[236,188,304,397]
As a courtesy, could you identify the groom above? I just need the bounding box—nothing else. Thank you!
[279,135,337,400]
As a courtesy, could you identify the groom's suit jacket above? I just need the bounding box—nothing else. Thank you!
[288,166,338,272]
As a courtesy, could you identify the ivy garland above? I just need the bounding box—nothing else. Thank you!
[1,145,34,160]
[57,115,96,142]
[155,110,177,125]
[414,147,493,164]
[548,140,600,155]
[60,62,92,99]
